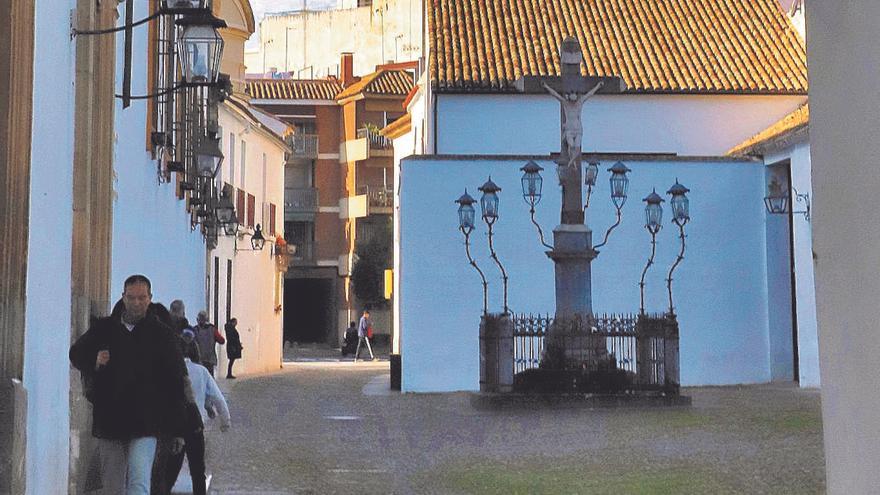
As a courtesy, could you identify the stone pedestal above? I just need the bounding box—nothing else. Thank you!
[0,378,27,494]
[546,224,596,317]
[479,314,513,392]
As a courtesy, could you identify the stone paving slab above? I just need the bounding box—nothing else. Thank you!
[204,361,825,494]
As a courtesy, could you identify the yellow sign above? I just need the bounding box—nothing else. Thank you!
[384,269,393,299]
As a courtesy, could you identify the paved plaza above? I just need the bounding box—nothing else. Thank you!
[202,347,825,494]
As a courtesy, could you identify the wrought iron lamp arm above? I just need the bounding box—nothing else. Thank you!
[666,223,687,315]
[114,82,185,101]
[72,10,162,36]
[639,232,658,315]
[594,204,623,251]
[583,184,594,211]
[529,206,554,250]
[463,231,489,315]
[486,224,510,314]
[792,186,811,221]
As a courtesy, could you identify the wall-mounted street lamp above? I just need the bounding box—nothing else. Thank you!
[194,135,224,178]
[231,224,267,251]
[764,176,810,222]
[455,190,488,315]
[583,160,599,209]
[639,190,664,314]
[176,12,226,86]
[520,161,553,250]
[215,184,235,224]
[479,177,509,314]
[594,161,631,251]
[666,179,691,316]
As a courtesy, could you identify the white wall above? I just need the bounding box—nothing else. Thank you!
[436,94,807,157]
[22,1,77,491]
[110,0,205,318]
[399,156,773,392]
[764,141,820,387]
[213,105,286,376]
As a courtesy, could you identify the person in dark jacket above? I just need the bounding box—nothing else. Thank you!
[70,274,198,494]
[224,317,243,379]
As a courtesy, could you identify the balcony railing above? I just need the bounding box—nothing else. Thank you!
[284,187,319,213]
[285,134,319,160]
[357,185,393,209]
[289,241,317,265]
[356,126,392,150]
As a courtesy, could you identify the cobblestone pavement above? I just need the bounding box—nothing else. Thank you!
[204,352,825,494]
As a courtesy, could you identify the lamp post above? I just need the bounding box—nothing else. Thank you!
[479,177,509,314]
[455,190,488,314]
[520,161,552,250]
[639,190,664,315]
[666,179,690,316]
[594,161,631,251]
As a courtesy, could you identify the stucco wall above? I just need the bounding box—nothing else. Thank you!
[435,94,807,157]
[399,156,773,392]
[247,0,422,76]
[808,2,880,491]
[22,1,76,491]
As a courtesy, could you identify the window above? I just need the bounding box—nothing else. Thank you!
[240,140,247,189]
[229,133,236,185]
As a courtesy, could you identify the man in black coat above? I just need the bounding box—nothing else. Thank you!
[70,274,197,494]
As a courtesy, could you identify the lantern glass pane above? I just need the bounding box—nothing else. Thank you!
[520,174,542,202]
[610,174,629,208]
[585,163,599,186]
[671,196,690,222]
[766,196,787,214]
[177,24,224,84]
[645,203,663,230]
[216,206,233,224]
[481,193,499,220]
[223,219,238,236]
[458,204,475,230]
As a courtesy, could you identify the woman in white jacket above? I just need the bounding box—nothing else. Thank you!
[165,330,231,495]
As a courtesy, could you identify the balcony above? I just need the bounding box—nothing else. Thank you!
[290,241,317,265]
[358,185,394,212]
[284,187,319,215]
[357,127,392,150]
[285,134,319,161]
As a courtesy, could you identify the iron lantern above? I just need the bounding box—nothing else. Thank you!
[455,189,477,234]
[667,179,691,226]
[222,214,239,236]
[478,176,501,225]
[520,161,544,207]
[585,161,599,187]
[251,224,266,250]
[194,136,224,178]
[764,176,788,215]
[608,161,631,209]
[215,184,235,224]
[176,13,226,85]
[643,189,665,234]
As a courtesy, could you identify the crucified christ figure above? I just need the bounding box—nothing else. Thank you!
[542,80,604,170]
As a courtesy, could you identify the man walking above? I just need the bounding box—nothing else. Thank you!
[354,309,376,362]
[193,310,224,376]
[69,274,194,494]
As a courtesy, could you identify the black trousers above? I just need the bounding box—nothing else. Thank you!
[166,430,207,495]
[227,358,237,377]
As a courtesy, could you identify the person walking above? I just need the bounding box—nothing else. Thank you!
[164,339,231,495]
[69,274,197,494]
[354,309,376,362]
[193,310,224,376]
[168,299,190,335]
[224,317,243,379]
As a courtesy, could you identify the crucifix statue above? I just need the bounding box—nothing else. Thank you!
[515,37,625,318]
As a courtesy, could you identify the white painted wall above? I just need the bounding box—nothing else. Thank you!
[764,141,820,387]
[435,94,807,157]
[22,1,77,491]
[213,104,286,376]
[110,0,205,321]
[399,156,773,392]
[247,0,422,76]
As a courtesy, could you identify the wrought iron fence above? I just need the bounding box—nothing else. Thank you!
[509,313,679,392]
[357,126,392,149]
[357,184,394,208]
[286,134,319,160]
[284,187,319,213]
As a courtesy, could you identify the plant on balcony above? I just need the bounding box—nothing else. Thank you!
[351,222,392,306]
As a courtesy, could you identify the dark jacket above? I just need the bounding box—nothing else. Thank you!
[69,313,191,440]
[225,322,242,359]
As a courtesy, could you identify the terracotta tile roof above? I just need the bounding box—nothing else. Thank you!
[336,70,414,100]
[245,79,343,100]
[428,0,808,94]
[727,103,809,155]
[380,114,412,139]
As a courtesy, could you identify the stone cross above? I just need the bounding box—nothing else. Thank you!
[515,37,625,317]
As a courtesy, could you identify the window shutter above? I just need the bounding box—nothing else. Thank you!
[236,188,245,223]
[270,203,277,235]
[247,193,256,227]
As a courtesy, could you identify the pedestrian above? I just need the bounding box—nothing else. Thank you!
[354,309,376,362]
[341,321,358,356]
[168,299,190,334]
[224,317,243,379]
[69,274,198,494]
[192,310,225,376]
[164,338,231,495]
